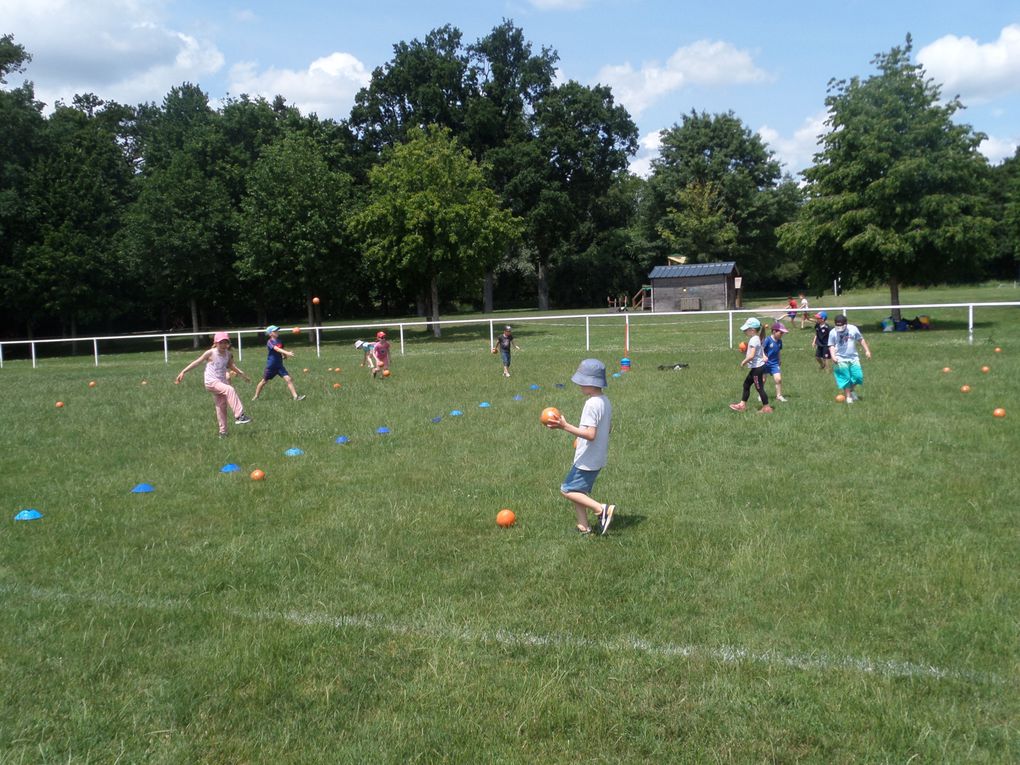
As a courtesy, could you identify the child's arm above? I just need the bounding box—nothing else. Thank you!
[740,346,755,367]
[175,350,212,383]
[228,356,251,383]
[859,337,872,359]
[546,414,597,441]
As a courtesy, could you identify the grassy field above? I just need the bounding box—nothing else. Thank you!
[2,286,1018,763]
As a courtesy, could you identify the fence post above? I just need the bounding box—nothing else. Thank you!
[0,343,4,368]
[315,326,321,358]
[399,324,404,355]
[163,335,169,364]
[236,332,243,361]
[93,338,99,367]
[489,320,494,351]
[968,304,974,345]
[585,316,590,351]
[31,342,37,369]
[728,311,733,348]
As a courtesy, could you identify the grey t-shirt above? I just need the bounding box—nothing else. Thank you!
[574,394,612,471]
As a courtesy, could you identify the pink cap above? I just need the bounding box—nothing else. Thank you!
[213,332,231,344]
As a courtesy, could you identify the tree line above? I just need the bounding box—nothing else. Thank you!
[1,26,1016,340]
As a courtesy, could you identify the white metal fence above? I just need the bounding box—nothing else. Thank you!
[1,302,1018,369]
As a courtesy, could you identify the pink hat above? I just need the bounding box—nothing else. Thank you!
[213,331,231,344]
[771,321,789,333]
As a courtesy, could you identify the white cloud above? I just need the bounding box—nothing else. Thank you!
[757,111,828,176]
[1,0,224,109]
[978,134,1019,164]
[918,24,1020,103]
[596,40,769,116]
[228,53,371,119]
[628,129,663,178]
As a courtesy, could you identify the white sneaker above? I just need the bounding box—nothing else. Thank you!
[845,396,854,404]
[776,395,789,402]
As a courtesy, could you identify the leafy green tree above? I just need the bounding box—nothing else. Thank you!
[644,111,799,286]
[0,35,46,336]
[351,126,520,336]
[21,95,136,337]
[122,84,233,340]
[517,81,638,309]
[349,25,469,153]
[779,38,994,316]
[988,148,1020,279]
[235,132,357,325]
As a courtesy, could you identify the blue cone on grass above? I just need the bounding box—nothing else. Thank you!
[220,463,241,473]
[14,509,43,521]
[131,483,154,493]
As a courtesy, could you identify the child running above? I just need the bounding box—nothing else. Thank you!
[828,314,872,404]
[175,332,252,437]
[370,331,390,378]
[492,325,521,377]
[729,318,773,413]
[812,311,832,371]
[544,359,616,535]
[763,320,789,402]
[251,325,305,402]
[355,339,376,368]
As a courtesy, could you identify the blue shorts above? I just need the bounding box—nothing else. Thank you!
[833,361,863,389]
[263,364,289,381]
[765,362,781,375]
[500,350,511,367]
[560,464,600,495]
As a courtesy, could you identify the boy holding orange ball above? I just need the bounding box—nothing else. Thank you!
[544,359,615,535]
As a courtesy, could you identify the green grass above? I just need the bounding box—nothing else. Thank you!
[1,288,1019,763]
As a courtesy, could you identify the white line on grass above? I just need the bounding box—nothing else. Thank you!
[3,582,1001,685]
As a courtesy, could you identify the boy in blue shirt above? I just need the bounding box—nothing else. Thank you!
[251,325,305,402]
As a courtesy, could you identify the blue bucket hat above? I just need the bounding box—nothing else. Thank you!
[739,317,761,331]
[571,358,608,389]
[265,325,280,336]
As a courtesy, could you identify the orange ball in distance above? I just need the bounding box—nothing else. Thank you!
[292,327,300,334]
[382,369,391,377]
[55,401,65,408]
[835,394,846,403]
[250,469,265,481]
[540,406,561,426]
[993,408,1006,418]
[960,385,971,393]
[942,367,951,373]
[981,366,990,373]
[312,296,320,305]
[88,380,96,388]
[496,509,516,528]
[332,382,341,389]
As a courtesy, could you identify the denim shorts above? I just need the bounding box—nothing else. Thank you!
[560,464,600,494]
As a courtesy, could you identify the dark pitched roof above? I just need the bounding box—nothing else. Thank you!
[648,262,738,279]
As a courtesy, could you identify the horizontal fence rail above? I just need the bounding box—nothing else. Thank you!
[1,302,1018,369]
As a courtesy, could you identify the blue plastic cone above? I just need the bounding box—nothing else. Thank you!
[220,463,241,473]
[479,401,491,408]
[335,435,350,444]
[14,509,43,521]
[284,448,304,456]
[450,410,463,416]
[376,426,391,435]
[131,483,155,493]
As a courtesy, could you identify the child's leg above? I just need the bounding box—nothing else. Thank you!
[252,377,267,400]
[773,371,783,398]
[752,368,770,405]
[211,391,228,434]
[284,374,299,398]
[561,490,603,531]
[208,380,244,418]
[741,370,754,402]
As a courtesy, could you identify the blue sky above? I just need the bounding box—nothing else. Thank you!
[3,1,1019,176]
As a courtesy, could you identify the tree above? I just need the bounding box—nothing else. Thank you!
[21,95,136,337]
[988,149,1020,279]
[779,37,995,317]
[0,35,46,336]
[644,111,799,286]
[235,132,357,325]
[517,81,638,309]
[351,126,520,336]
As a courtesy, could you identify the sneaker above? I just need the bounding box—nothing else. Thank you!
[845,396,854,404]
[600,504,616,535]
[728,401,746,412]
[294,395,306,401]
[776,395,789,402]
[759,405,774,414]
[218,432,227,438]
[235,413,253,424]
[848,391,859,402]
[250,396,259,402]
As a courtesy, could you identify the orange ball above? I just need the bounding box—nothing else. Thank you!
[738,341,748,353]
[88,380,96,388]
[942,367,951,373]
[540,406,561,425]
[496,509,516,528]
[382,369,391,377]
[335,367,342,374]
[312,296,320,305]
[960,385,971,393]
[994,347,1002,353]
[993,408,1006,418]
[141,380,148,386]
[292,327,300,334]
[981,366,990,373]
[303,368,309,373]
[835,394,846,403]
[332,382,341,389]
[250,469,265,481]
[55,401,65,408]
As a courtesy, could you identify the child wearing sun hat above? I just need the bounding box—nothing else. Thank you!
[175,332,253,437]
[763,320,789,402]
[729,318,772,413]
[544,358,616,535]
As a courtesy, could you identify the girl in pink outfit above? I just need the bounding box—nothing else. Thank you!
[175,332,253,436]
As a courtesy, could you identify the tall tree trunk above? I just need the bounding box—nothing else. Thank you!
[537,260,550,311]
[416,290,427,317]
[70,314,78,356]
[889,277,902,322]
[483,271,494,313]
[430,275,442,338]
[307,295,315,329]
[190,297,200,348]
